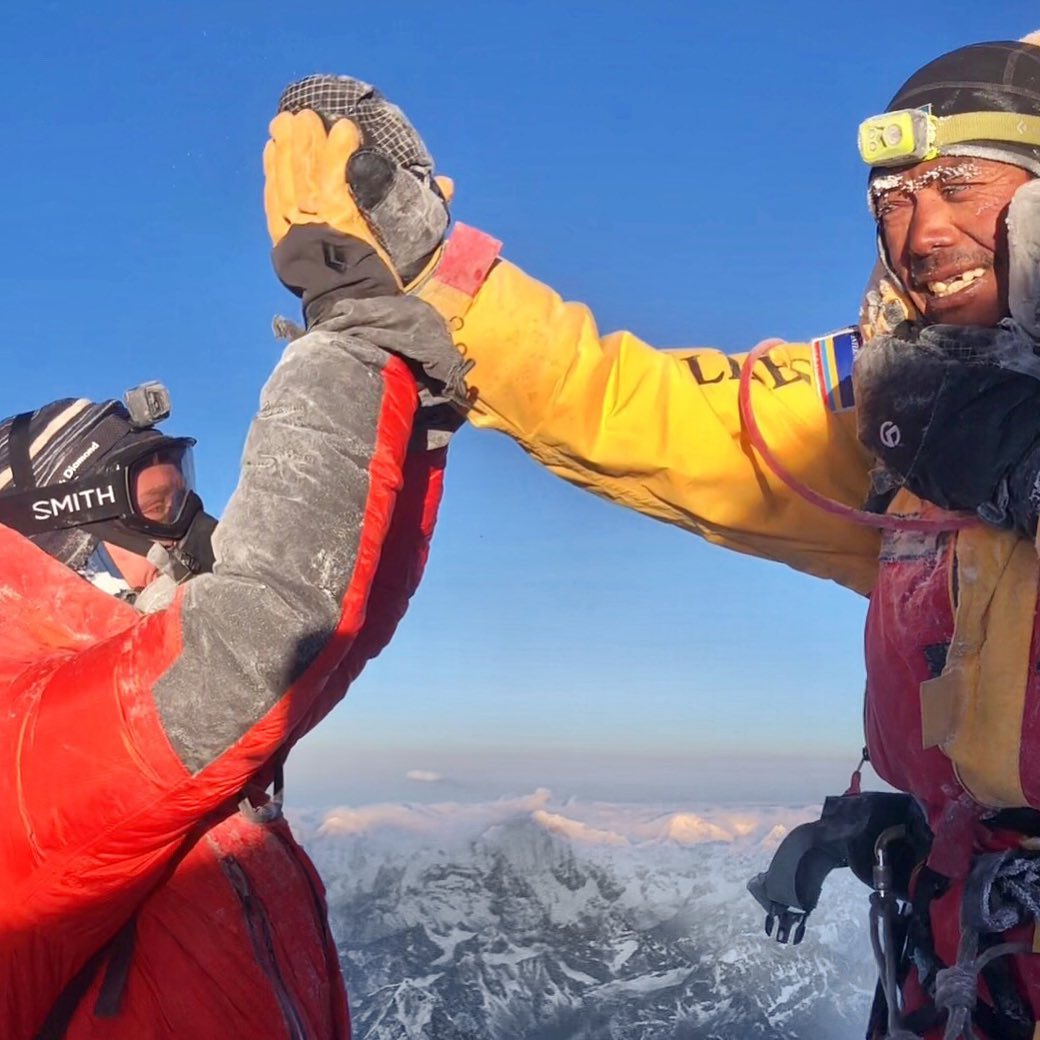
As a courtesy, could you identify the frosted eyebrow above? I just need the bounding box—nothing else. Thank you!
[869,161,982,211]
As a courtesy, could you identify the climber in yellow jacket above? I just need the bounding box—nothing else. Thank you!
[265,37,1040,1040]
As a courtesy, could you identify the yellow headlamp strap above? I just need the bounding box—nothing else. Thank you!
[858,107,1040,167]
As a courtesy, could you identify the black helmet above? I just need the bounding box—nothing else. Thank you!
[877,39,1040,175]
[0,386,214,581]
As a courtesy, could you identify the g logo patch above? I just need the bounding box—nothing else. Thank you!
[879,421,901,449]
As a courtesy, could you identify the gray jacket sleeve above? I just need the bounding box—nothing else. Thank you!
[151,295,462,776]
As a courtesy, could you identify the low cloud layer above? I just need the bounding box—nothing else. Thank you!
[298,789,814,853]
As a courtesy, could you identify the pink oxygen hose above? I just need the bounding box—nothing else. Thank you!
[737,339,976,533]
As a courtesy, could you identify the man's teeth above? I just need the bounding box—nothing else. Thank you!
[927,268,986,297]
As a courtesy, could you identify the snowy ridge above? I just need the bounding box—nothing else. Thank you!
[295,793,877,1039]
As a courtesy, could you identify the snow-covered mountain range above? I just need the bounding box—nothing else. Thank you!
[293,791,878,1039]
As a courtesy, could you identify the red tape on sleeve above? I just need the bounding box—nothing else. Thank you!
[435,223,502,298]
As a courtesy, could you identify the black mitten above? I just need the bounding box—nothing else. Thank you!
[854,322,1040,533]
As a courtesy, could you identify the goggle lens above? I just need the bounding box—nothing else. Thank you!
[129,444,196,528]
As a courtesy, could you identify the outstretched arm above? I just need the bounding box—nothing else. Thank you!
[283,441,448,746]
[2,86,463,1016]
[259,73,881,592]
[420,244,880,594]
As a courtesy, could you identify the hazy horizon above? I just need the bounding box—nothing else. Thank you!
[282,744,886,810]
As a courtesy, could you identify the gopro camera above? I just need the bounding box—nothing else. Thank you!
[124,381,172,429]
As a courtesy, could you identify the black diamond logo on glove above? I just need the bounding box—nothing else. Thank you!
[322,240,350,273]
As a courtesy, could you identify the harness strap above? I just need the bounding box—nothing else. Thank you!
[978,947,1034,1037]
[93,916,138,1018]
[33,937,122,1040]
[238,756,286,824]
[886,857,1037,1040]
[986,806,1040,836]
[32,808,231,1039]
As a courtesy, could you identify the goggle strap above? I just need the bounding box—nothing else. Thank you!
[935,111,1040,151]
[0,476,132,533]
[9,412,36,490]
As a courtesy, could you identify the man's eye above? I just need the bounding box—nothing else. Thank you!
[876,195,909,219]
[940,182,972,199]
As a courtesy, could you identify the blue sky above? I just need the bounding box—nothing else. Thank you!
[3,2,1036,805]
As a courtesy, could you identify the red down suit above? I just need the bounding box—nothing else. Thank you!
[0,296,450,1039]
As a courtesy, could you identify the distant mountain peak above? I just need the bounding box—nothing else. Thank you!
[308,798,876,1039]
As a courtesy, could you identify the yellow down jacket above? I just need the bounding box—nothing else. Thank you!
[418,227,1040,822]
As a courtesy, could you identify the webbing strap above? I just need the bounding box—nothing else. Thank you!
[238,758,286,824]
[895,864,1035,1040]
[32,915,139,1037]
[32,808,231,1038]
[33,939,119,1040]
[936,111,1040,150]
[93,917,138,1018]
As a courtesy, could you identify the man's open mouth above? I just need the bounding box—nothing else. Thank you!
[925,267,987,298]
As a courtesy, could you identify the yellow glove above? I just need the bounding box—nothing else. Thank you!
[263,76,452,315]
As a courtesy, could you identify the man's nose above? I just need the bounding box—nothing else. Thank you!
[906,189,957,258]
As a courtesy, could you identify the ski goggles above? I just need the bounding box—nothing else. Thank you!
[0,436,200,540]
[858,107,1040,168]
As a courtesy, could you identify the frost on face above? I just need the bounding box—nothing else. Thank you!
[868,162,982,216]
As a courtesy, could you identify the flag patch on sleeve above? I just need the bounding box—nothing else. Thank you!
[810,327,861,413]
